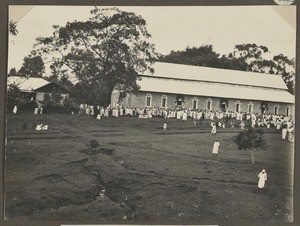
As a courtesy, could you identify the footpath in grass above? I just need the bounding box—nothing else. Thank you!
[4,114,294,223]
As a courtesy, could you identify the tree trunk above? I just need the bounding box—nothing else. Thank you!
[251,149,255,165]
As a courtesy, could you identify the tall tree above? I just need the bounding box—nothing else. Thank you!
[35,7,157,107]
[18,55,45,78]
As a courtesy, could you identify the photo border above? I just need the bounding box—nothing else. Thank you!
[0,1,298,226]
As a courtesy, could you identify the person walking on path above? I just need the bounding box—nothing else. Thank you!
[212,140,220,156]
[258,169,267,189]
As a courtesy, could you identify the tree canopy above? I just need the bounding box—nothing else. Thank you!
[161,43,295,94]
[18,55,45,78]
[34,7,158,106]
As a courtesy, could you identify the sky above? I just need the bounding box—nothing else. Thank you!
[8,5,296,73]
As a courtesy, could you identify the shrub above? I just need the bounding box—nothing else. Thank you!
[235,128,266,164]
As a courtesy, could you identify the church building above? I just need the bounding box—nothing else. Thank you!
[111,62,294,116]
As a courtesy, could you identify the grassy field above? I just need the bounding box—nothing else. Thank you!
[4,114,294,224]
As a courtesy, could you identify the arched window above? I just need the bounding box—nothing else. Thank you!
[206,98,212,110]
[235,100,241,113]
[274,104,279,115]
[161,95,167,108]
[248,102,254,113]
[145,93,152,107]
[192,97,198,109]
[286,106,291,116]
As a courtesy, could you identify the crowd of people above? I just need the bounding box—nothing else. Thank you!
[78,104,294,142]
[13,103,294,142]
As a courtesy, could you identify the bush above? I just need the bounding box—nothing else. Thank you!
[18,101,38,114]
[235,128,266,151]
[42,105,71,114]
[63,97,80,113]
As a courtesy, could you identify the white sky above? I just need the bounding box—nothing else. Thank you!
[8,5,296,73]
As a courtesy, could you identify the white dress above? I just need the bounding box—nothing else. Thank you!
[211,125,217,134]
[13,106,18,114]
[34,108,39,115]
[258,172,267,188]
[212,141,220,154]
[182,112,188,121]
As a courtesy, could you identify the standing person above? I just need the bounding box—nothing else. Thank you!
[34,107,39,115]
[163,123,167,131]
[258,169,267,189]
[240,121,245,130]
[211,122,217,136]
[212,140,220,156]
[182,110,188,121]
[13,105,18,114]
[287,125,294,142]
[281,122,288,140]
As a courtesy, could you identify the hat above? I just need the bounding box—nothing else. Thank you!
[262,169,266,173]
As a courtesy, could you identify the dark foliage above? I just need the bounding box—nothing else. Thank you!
[18,55,45,78]
[235,128,267,151]
[6,84,35,112]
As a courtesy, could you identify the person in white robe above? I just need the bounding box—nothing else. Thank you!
[90,107,94,116]
[211,123,217,136]
[163,123,167,130]
[240,121,245,130]
[42,124,48,130]
[114,108,119,117]
[176,110,182,120]
[34,108,39,115]
[13,106,18,114]
[210,112,215,121]
[258,169,267,188]
[182,111,188,121]
[35,124,42,131]
[281,126,287,140]
[287,126,294,142]
[212,140,220,155]
[104,108,108,117]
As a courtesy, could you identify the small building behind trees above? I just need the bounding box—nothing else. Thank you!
[111,62,294,116]
[7,76,70,107]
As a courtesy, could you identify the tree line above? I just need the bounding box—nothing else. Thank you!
[160,44,295,94]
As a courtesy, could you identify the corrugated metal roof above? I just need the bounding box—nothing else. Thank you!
[7,76,50,92]
[142,62,288,90]
[138,76,294,103]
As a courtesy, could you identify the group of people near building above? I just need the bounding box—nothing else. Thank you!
[79,104,294,138]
